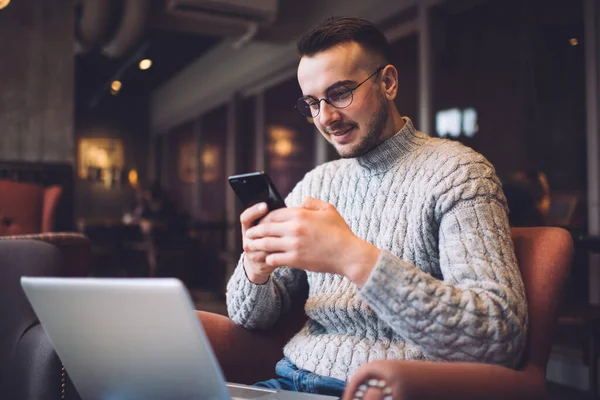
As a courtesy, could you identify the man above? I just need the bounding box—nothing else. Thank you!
[226,16,527,397]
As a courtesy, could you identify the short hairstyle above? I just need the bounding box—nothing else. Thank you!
[297,17,390,63]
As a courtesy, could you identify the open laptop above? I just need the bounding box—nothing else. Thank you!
[21,277,337,400]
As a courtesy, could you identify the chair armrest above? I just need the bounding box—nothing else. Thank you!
[197,311,286,384]
[343,361,546,400]
[9,324,81,400]
[198,278,308,385]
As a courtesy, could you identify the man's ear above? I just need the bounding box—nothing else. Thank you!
[381,65,399,101]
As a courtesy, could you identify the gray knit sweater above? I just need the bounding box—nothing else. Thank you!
[226,118,528,382]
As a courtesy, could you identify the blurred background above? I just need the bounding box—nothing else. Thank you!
[0,0,599,397]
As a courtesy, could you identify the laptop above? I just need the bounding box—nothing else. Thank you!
[21,277,338,400]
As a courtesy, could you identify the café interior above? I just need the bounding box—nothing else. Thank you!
[1,0,600,399]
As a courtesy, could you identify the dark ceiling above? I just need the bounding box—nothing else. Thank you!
[76,29,220,112]
[74,0,319,113]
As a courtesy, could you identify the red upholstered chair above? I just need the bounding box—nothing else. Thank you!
[196,227,573,400]
[0,180,63,236]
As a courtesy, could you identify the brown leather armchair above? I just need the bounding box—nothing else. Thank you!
[0,180,63,236]
[196,227,574,399]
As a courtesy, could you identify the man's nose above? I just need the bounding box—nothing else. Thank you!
[318,101,340,127]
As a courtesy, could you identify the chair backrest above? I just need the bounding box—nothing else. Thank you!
[511,227,573,373]
[0,233,91,277]
[0,180,63,236]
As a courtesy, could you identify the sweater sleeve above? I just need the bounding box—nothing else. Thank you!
[358,180,528,368]
[226,258,307,329]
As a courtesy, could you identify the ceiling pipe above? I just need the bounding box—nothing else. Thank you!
[102,0,149,59]
[75,0,117,53]
[231,22,259,50]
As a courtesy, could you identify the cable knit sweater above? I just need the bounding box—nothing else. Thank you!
[226,118,528,382]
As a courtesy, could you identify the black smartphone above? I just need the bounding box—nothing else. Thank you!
[228,171,286,211]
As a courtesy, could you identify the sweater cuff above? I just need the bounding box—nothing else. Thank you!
[241,254,271,285]
[231,257,273,293]
[227,260,280,327]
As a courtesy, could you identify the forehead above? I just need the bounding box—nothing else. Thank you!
[297,42,368,96]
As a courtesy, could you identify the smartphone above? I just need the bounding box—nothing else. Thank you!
[228,171,286,211]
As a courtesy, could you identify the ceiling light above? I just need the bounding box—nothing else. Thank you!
[139,59,152,70]
[570,38,579,46]
[110,80,122,95]
[0,0,11,10]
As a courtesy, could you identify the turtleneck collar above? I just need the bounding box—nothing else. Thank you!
[355,117,430,174]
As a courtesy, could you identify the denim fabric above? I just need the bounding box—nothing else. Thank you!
[254,358,346,397]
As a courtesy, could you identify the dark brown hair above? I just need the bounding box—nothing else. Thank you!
[297,17,390,63]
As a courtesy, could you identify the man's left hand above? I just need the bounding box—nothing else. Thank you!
[244,197,380,286]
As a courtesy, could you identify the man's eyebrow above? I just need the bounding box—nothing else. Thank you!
[302,79,356,97]
[325,80,355,92]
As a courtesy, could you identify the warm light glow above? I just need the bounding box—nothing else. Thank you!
[201,145,220,182]
[201,148,217,167]
[139,59,152,70]
[128,169,139,187]
[268,125,298,158]
[570,38,579,46]
[273,139,294,157]
[110,80,122,95]
[86,147,110,169]
[78,138,125,180]
[0,0,11,10]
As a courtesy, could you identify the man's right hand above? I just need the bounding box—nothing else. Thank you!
[240,202,275,284]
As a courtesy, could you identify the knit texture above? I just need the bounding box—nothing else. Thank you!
[226,118,528,382]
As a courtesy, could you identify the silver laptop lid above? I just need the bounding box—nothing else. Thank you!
[21,277,231,400]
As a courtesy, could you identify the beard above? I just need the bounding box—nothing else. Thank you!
[335,94,389,158]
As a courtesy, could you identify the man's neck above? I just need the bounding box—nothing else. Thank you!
[382,110,406,142]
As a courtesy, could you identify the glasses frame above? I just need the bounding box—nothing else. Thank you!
[295,65,386,118]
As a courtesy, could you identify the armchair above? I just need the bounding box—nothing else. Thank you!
[0,233,90,400]
[197,227,573,399]
[0,180,63,236]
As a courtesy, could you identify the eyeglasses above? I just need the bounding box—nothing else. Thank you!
[295,65,386,118]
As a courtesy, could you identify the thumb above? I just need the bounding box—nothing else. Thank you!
[301,197,330,210]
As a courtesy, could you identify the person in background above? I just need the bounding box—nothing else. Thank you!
[226,16,528,397]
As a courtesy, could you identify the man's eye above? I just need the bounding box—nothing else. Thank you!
[308,100,319,108]
[329,89,351,101]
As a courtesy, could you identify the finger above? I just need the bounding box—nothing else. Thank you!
[246,221,290,239]
[342,377,363,400]
[265,252,298,268]
[301,197,331,210]
[261,207,302,223]
[240,203,268,229]
[342,374,382,400]
[246,237,289,253]
[343,362,382,400]
[244,250,268,264]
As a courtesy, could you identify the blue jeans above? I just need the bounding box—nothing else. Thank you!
[254,357,346,397]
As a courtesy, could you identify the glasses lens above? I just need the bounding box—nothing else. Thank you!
[296,98,318,117]
[328,87,353,109]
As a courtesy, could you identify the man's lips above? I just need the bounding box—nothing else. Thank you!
[328,126,354,136]
[328,126,356,144]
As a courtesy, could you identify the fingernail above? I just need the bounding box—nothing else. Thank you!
[258,203,267,212]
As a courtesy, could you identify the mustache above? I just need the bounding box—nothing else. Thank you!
[325,122,358,134]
